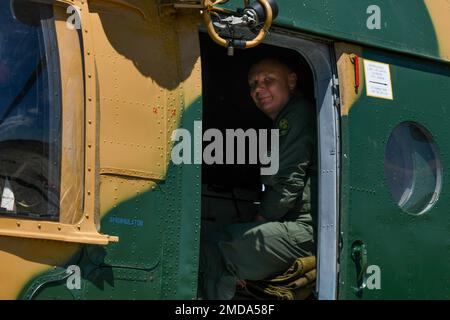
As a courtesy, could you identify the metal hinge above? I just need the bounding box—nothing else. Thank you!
[332,74,340,108]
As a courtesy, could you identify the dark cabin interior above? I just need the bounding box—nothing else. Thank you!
[199,32,315,198]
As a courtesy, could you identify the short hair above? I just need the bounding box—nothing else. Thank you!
[248,56,296,76]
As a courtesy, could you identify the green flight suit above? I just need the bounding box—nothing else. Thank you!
[199,94,317,300]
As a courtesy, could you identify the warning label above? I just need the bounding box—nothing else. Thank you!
[363,59,393,100]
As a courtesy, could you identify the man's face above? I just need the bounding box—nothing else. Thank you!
[248,60,297,120]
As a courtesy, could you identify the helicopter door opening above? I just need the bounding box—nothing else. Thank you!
[199,30,339,300]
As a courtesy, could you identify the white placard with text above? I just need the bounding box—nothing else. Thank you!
[364,59,393,100]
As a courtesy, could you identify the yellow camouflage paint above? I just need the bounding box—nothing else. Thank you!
[424,0,450,61]
[92,0,202,218]
[334,43,364,116]
[0,0,202,299]
[0,237,81,299]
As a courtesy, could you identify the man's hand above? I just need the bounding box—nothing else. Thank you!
[254,214,267,222]
[236,279,247,289]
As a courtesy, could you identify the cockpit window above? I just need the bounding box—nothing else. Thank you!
[0,2,61,220]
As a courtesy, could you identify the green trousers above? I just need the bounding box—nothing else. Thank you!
[198,220,314,300]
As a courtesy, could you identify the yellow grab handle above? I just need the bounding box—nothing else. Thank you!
[203,0,273,49]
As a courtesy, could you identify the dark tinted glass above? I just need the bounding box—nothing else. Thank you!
[384,122,441,215]
[0,2,61,220]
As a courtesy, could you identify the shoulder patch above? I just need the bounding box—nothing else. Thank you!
[278,118,289,136]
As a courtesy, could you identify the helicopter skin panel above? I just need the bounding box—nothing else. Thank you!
[424,0,450,61]
[224,0,444,63]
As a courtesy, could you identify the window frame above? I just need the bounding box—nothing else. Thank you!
[0,0,118,245]
[384,121,443,215]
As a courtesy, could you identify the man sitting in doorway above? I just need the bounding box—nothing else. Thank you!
[199,57,317,300]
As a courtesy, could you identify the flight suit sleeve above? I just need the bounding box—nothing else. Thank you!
[258,101,315,221]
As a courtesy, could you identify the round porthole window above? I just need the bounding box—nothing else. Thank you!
[384,122,442,215]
